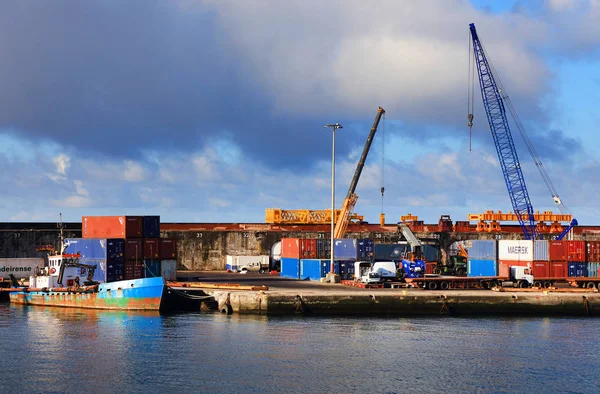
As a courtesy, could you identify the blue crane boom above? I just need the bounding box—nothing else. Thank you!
[468,23,539,240]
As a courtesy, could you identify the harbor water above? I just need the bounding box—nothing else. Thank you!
[1,304,599,393]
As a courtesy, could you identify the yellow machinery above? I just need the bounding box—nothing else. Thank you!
[468,210,572,233]
[265,106,386,236]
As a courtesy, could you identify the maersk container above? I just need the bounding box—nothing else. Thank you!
[334,239,357,261]
[373,243,407,261]
[587,262,599,278]
[144,259,161,278]
[356,239,375,261]
[533,240,549,261]
[142,216,160,238]
[300,259,321,281]
[467,259,497,277]
[568,262,587,278]
[161,259,177,281]
[280,257,300,279]
[498,240,533,262]
[464,240,496,260]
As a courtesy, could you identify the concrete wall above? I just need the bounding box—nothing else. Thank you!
[0,228,81,259]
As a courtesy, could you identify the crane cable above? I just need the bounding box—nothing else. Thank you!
[476,36,570,216]
[380,111,386,214]
[467,31,474,152]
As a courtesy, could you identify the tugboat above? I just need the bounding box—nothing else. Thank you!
[9,216,168,311]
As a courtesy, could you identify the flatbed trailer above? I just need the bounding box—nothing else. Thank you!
[532,277,569,288]
[566,277,600,289]
[405,275,513,290]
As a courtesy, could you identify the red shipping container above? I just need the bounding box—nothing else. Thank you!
[498,260,530,278]
[143,239,160,259]
[532,261,550,278]
[82,216,126,239]
[550,261,568,278]
[125,239,143,260]
[125,216,143,238]
[426,262,436,275]
[281,238,300,259]
[300,239,317,259]
[587,241,600,263]
[549,241,567,261]
[124,260,136,280]
[567,241,585,262]
[160,239,178,259]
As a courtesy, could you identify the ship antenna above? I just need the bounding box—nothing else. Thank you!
[57,213,64,255]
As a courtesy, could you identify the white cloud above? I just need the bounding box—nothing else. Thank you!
[122,160,147,182]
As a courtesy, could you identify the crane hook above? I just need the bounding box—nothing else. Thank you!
[467,113,474,152]
[380,186,385,196]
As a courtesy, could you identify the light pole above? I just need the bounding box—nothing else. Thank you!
[324,122,343,281]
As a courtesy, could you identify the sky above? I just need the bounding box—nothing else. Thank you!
[1,0,600,225]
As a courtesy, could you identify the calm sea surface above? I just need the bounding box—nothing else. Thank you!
[1,303,598,393]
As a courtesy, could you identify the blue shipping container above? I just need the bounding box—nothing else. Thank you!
[587,262,599,278]
[356,239,375,261]
[334,239,357,261]
[316,239,331,259]
[144,259,161,278]
[77,257,108,283]
[468,259,497,277]
[337,260,355,280]
[281,257,300,279]
[300,259,322,281]
[534,240,549,261]
[373,244,407,261]
[422,244,440,262]
[465,240,497,260]
[65,238,125,262]
[106,260,124,282]
[143,216,161,238]
[568,262,587,278]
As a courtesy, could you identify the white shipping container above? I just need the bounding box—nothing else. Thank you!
[498,240,534,262]
[0,258,44,279]
[225,255,270,272]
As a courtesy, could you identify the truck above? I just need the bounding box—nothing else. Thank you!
[0,258,45,282]
[226,255,270,273]
[361,260,425,284]
[405,266,534,290]
[435,243,468,276]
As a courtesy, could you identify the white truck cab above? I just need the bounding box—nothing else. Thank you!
[361,261,397,284]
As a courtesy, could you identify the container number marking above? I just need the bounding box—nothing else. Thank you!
[317,233,326,239]
[495,234,502,240]
[196,233,203,238]
[242,233,250,238]
[374,233,382,239]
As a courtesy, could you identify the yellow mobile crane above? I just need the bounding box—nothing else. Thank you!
[333,106,385,238]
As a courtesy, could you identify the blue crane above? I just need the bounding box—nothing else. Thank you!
[468,23,577,240]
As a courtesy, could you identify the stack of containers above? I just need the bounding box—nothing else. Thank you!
[142,216,161,279]
[124,216,144,280]
[567,240,587,278]
[333,239,360,280]
[497,240,533,278]
[281,238,301,279]
[159,238,177,280]
[466,240,497,277]
[532,240,550,278]
[549,241,568,278]
[64,238,125,283]
[586,241,600,278]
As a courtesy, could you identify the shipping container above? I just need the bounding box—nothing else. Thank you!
[533,240,549,261]
[125,239,143,260]
[142,216,160,238]
[337,261,355,280]
[550,261,568,278]
[357,239,375,261]
[467,259,497,277]
[422,244,440,262]
[65,238,125,261]
[333,239,357,261]
[498,240,533,262]
[143,239,160,259]
[125,216,143,238]
[159,238,178,259]
[300,239,317,259]
[373,244,407,261]
[106,260,124,282]
[567,241,585,262]
[144,259,161,278]
[464,240,496,260]
[77,257,108,283]
[587,241,600,263]
[549,241,567,261]
[586,262,600,278]
[124,260,144,280]
[497,260,530,278]
[82,216,126,239]
[532,261,550,278]
[300,259,322,281]
[316,239,330,259]
[425,262,436,275]
[0,258,44,280]
[161,259,177,281]
[280,257,300,279]
[568,262,587,278]
[281,238,300,259]
[321,260,334,277]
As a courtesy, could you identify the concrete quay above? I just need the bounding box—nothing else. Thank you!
[178,271,600,317]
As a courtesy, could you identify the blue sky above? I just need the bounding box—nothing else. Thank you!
[1,0,600,226]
